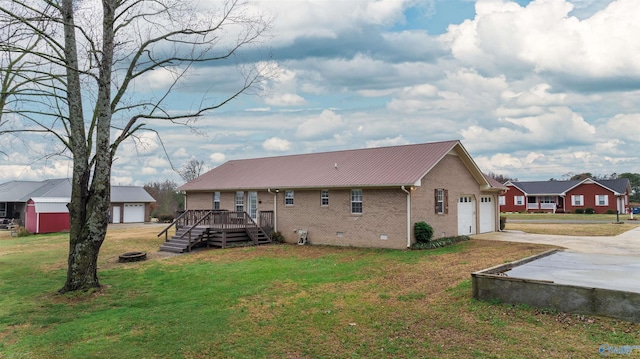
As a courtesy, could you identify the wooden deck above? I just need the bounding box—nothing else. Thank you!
[158,210,274,253]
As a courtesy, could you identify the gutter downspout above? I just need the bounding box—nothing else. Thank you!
[268,189,277,231]
[401,186,411,248]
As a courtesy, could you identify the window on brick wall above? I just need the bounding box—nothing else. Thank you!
[514,196,524,205]
[213,192,220,210]
[235,191,244,212]
[285,190,294,206]
[571,195,583,206]
[596,195,608,206]
[321,190,329,206]
[351,189,363,214]
[434,188,448,214]
[499,196,505,205]
[540,196,554,203]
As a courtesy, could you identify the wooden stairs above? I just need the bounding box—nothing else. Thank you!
[159,225,272,254]
[159,226,209,253]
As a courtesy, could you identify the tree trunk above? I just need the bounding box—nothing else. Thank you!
[59,0,115,293]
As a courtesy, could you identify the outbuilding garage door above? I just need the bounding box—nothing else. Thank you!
[123,203,145,223]
[458,196,476,235]
[479,196,495,233]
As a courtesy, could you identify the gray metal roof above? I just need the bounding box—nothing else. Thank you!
[588,179,631,195]
[0,178,154,203]
[180,140,495,191]
[508,178,631,195]
[111,186,156,203]
[508,180,581,195]
[0,178,70,202]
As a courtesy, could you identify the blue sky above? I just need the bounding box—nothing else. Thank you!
[3,0,640,185]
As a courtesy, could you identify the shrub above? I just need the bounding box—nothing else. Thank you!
[606,209,616,214]
[499,216,507,231]
[16,226,30,237]
[574,208,584,214]
[585,207,595,214]
[157,213,175,222]
[411,235,470,250]
[271,231,285,243]
[414,222,434,243]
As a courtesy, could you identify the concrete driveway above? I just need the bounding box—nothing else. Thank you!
[473,226,640,256]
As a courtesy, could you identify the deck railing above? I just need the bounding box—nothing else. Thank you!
[158,209,274,242]
[259,211,274,238]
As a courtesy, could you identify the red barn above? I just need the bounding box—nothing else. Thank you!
[25,197,70,234]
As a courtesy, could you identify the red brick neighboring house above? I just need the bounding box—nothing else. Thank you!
[500,178,630,214]
[179,140,505,249]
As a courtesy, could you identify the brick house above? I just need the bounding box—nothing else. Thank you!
[500,178,630,214]
[178,140,504,249]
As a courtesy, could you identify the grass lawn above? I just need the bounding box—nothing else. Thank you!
[505,222,640,236]
[502,212,640,236]
[1,226,639,358]
[502,212,636,222]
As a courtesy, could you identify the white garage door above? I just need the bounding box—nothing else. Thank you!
[479,196,495,233]
[123,203,145,223]
[458,196,476,235]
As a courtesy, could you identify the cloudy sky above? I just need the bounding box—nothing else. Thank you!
[2,0,640,185]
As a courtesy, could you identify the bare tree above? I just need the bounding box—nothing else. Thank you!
[178,158,206,183]
[0,0,270,292]
[486,171,517,184]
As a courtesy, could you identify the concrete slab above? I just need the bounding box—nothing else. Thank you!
[504,251,640,294]
[472,250,640,323]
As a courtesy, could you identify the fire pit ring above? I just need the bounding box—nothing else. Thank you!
[118,251,147,263]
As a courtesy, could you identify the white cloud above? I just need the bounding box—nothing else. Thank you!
[260,62,308,107]
[461,106,595,153]
[446,0,640,79]
[118,131,159,155]
[295,110,346,139]
[264,93,307,107]
[254,0,413,46]
[173,148,190,158]
[365,136,410,148]
[112,176,133,185]
[262,137,291,152]
[137,66,186,91]
[209,152,226,163]
[141,167,158,175]
[599,113,640,142]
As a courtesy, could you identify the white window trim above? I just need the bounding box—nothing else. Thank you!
[235,191,244,212]
[436,189,445,214]
[321,190,329,206]
[596,195,608,206]
[514,196,524,206]
[351,189,363,214]
[540,196,555,204]
[571,195,583,206]
[499,196,505,205]
[285,190,294,206]
[213,192,221,210]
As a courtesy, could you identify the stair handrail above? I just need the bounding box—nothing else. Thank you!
[259,211,274,240]
[179,209,214,239]
[157,210,190,241]
[245,213,260,244]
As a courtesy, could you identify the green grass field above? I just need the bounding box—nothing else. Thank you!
[1,226,639,358]
[503,212,636,222]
